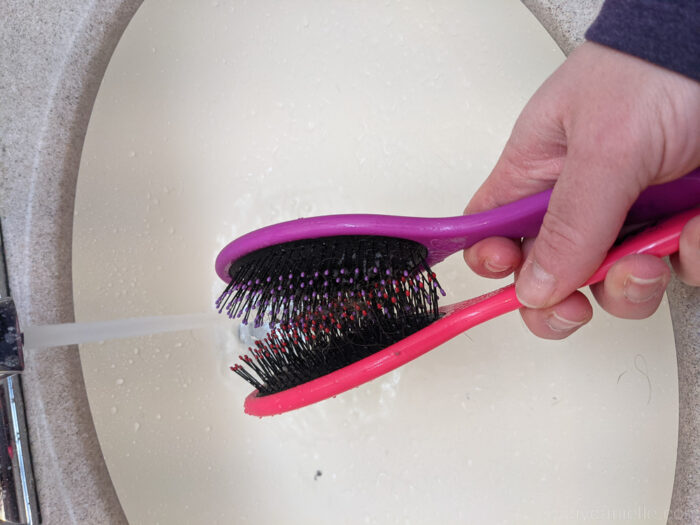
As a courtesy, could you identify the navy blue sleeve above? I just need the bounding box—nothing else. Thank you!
[585,0,700,82]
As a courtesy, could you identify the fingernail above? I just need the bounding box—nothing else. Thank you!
[516,259,557,308]
[546,311,586,333]
[484,259,511,273]
[623,275,664,304]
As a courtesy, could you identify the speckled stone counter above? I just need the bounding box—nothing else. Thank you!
[1,1,697,523]
[2,3,139,523]
[666,277,700,525]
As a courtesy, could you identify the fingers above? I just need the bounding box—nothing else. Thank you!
[519,291,593,340]
[518,238,592,339]
[514,131,649,309]
[670,213,700,286]
[590,254,670,319]
[519,253,671,339]
[462,237,521,278]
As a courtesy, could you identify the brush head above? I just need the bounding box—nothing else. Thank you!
[216,235,444,328]
[230,259,443,396]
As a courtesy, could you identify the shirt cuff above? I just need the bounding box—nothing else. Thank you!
[586,0,700,82]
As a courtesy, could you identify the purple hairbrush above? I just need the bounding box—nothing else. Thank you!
[216,169,700,327]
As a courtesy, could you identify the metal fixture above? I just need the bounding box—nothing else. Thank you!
[0,223,40,525]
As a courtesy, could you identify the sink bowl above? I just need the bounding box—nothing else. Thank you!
[72,2,678,524]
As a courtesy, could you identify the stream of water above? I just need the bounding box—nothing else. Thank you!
[22,313,225,349]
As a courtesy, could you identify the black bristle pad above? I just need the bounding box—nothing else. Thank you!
[216,235,444,328]
[230,272,442,396]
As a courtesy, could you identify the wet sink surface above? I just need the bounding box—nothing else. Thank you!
[73,1,677,524]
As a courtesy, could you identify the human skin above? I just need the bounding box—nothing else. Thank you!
[463,41,700,340]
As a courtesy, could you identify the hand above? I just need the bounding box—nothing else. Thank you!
[463,42,700,339]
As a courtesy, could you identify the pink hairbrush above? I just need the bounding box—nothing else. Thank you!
[241,207,699,416]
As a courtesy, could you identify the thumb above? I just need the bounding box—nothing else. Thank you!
[515,148,646,309]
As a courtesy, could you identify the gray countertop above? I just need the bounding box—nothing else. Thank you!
[1,1,697,523]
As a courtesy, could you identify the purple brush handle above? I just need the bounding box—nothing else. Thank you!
[216,168,700,281]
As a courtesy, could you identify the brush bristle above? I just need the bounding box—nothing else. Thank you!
[216,235,445,327]
[230,275,442,396]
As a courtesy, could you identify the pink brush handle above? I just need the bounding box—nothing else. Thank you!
[439,205,696,333]
[244,207,699,416]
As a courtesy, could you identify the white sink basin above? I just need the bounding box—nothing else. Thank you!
[65,1,676,524]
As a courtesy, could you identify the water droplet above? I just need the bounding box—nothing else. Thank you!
[110,406,118,415]
[116,378,125,386]
[133,422,140,432]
